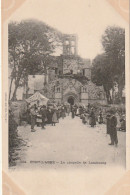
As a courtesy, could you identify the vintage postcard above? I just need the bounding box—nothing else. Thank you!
[2,0,130,194]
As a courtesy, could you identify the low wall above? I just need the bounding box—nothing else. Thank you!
[10,101,27,125]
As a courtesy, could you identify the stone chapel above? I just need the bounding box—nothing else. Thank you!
[42,34,106,105]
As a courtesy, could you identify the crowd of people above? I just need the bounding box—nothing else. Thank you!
[27,103,70,132]
[27,103,100,132]
[9,101,126,147]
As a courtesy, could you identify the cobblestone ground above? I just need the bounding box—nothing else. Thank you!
[14,115,126,169]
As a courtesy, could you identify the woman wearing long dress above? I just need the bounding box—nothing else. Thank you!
[52,109,58,126]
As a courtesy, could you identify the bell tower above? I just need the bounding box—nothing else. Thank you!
[63,34,77,56]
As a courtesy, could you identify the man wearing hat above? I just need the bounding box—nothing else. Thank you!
[109,109,118,146]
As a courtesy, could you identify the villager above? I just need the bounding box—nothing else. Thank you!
[61,106,66,119]
[89,108,96,127]
[115,111,121,131]
[40,106,47,129]
[74,104,77,115]
[108,109,118,146]
[35,104,42,127]
[56,106,61,120]
[82,113,87,124]
[64,105,67,113]
[46,107,53,124]
[98,109,103,124]
[79,106,83,118]
[66,105,71,116]
[120,113,126,131]
[71,106,75,118]
[106,111,111,134]
[76,107,80,116]
[30,105,37,132]
[52,109,58,126]
[85,112,89,124]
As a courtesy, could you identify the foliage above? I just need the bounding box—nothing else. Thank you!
[91,53,113,103]
[102,26,125,88]
[9,19,63,100]
[92,26,125,104]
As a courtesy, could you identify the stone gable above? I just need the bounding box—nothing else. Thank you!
[41,77,106,105]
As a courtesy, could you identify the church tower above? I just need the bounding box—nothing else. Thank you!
[63,34,77,56]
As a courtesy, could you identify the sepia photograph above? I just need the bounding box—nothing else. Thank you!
[8,0,126,170]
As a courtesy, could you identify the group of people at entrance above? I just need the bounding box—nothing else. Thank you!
[70,105,103,127]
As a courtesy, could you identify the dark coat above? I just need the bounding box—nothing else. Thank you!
[71,108,75,118]
[110,115,117,134]
[61,107,66,118]
[109,115,118,144]
[46,109,53,123]
[106,114,111,134]
[40,108,47,122]
[89,111,96,126]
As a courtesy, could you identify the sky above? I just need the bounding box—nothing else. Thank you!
[9,0,127,60]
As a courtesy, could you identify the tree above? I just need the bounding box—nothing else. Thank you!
[9,19,63,100]
[102,26,125,102]
[91,54,113,103]
[92,26,125,104]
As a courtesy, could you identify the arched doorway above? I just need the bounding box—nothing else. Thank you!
[68,96,75,105]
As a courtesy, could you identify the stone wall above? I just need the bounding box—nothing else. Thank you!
[84,68,91,80]
[48,69,56,82]
[63,58,78,74]
[80,92,89,100]
[43,77,107,105]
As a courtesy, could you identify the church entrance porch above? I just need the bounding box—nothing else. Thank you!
[67,96,75,105]
[63,91,79,105]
